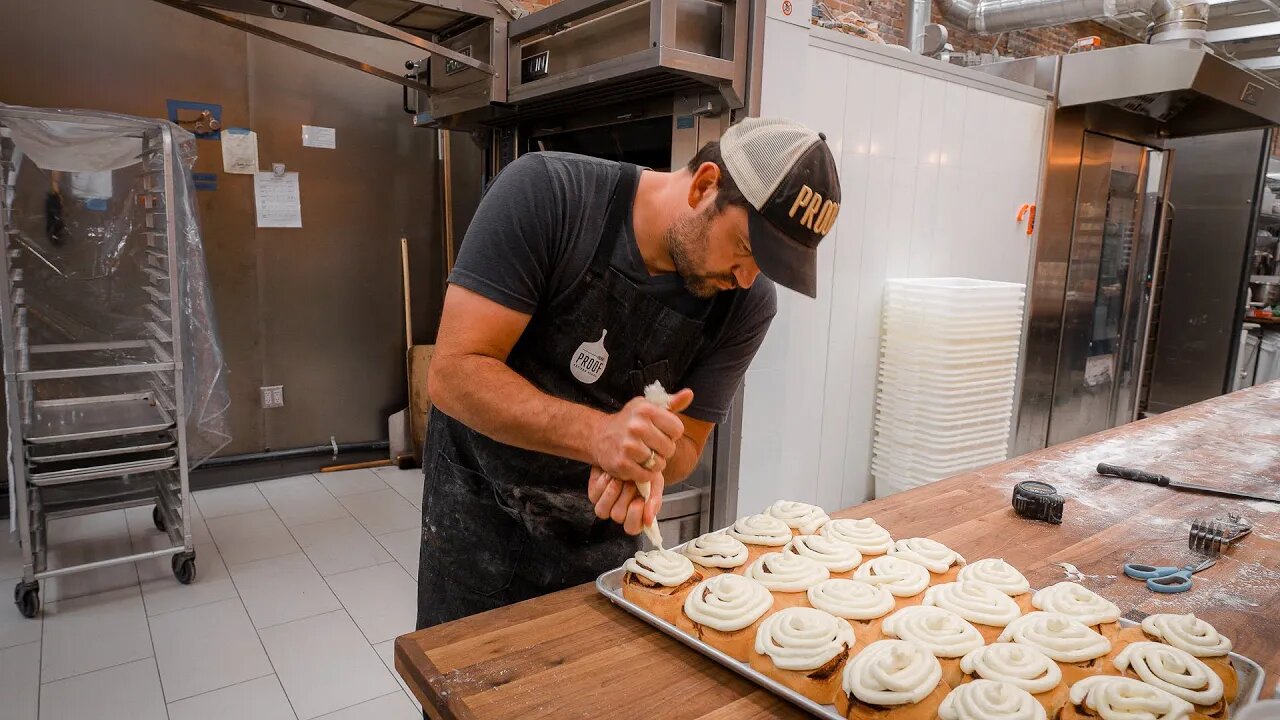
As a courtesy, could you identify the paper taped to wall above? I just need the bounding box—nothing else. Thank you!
[254,171,302,228]
[222,128,259,174]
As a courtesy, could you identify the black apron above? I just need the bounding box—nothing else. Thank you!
[415,163,739,629]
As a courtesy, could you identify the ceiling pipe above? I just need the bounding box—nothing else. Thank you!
[930,0,1209,44]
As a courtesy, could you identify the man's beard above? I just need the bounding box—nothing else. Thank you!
[666,206,736,300]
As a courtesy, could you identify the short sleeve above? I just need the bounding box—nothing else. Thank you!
[679,280,778,424]
[448,154,561,314]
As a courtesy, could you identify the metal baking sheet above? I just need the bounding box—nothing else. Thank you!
[29,455,178,486]
[25,393,175,444]
[596,557,1267,718]
[28,437,176,464]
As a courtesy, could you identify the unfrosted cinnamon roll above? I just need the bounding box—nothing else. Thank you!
[1062,675,1195,720]
[836,639,949,720]
[766,500,830,536]
[939,679,1047,720]
[997,611,1112,685]
[748,606,856,704]
[682,531,749,575]
[675,573,773,661]
[622,549,702,624]
[924,580,1022,642]
[822,517,894,555]
[887,537,966,582]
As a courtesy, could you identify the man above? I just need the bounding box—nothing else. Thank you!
[417,117,841,628]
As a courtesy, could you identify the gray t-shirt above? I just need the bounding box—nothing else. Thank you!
[449,151,777,424]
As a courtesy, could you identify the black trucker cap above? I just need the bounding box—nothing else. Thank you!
[719,117,841,298]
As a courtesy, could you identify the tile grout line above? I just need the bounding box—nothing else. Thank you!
[161,670,276,711]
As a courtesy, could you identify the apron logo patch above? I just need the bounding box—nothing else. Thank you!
[570,329,609,384]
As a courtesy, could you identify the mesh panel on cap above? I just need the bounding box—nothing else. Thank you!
[720,117,821,210]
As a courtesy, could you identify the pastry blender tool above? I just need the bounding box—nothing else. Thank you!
[1189,513,1252,557]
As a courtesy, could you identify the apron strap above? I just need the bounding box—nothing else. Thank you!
[589,163,640,273]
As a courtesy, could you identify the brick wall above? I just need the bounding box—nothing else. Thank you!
[512,0,1138,57]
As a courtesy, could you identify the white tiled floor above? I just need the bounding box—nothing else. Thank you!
[0,468,426,720]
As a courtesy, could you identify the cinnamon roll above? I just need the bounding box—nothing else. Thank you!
[853,555,931,608]
[822,517,894,555]
[997,611,1112,685]
[676,573,773,661]
[748,606,856,704]
[785,534,862,578]
[959,643,1068,716]
[807,579,895,645]
[1062,675,1195,720]
[836,639,949,720]
[747,552,830,609]
[727,514,793,563]
[766,500,831,536]
[682,531,749,575]
[923,580,1023,642]
[1113,641,1225,717]
[939,679,1047,720]
[621,549,702,624]
[1136,613,1237,704]
[957,558,1032,611]
[887,538,966,583]
[881,605,984,687]
[1030,582,1121,636]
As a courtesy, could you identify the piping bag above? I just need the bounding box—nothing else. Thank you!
[637,381,671,549]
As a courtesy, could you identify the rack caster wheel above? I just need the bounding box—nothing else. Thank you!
[152,505,167,532]
[172,552,197,585]
[14,581,38,619]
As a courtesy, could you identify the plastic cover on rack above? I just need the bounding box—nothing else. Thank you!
[0,104,231,467]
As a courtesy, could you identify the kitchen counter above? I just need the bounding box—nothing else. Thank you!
[396,382,1280,720]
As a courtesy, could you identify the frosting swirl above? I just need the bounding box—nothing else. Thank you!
[1068,676,1194,720]
[997,612,1110,663]
[807,579,896,620]
[623,549,695,587]
[727,514,792,547]
[881,606,984,658]
[924,580,1022,627]
[957,558,1030,596]
[746,552,830,592]
[822,517,893,554]
[1031,582,1120,626]
[887,537,966,573]
[960,642,1063,694]
[843,639,942,706]
[785,534,862,573]
[853,555,931,597]
[682,532,749,570]
[753,606,855,671]
[939,680,1047,720]
[682,573,773,632]
[766,500,830,535]
[1140,614,1232,657]
[1114,642,1224,707]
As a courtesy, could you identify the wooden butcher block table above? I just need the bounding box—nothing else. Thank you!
[397,383,1280,720]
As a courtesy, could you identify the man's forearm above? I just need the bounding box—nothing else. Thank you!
[431,353,605,464]
[664,436,702,486]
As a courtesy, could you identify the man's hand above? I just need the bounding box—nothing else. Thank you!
[588,389,693,485]
[588,467,663,535]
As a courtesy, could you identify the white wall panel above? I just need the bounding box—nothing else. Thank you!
[739,27,1048,516]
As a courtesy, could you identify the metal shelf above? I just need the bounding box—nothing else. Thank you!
[28,436,175,465]
[25,393,174,444]
[29,454,178,487]
[19,341,176,381]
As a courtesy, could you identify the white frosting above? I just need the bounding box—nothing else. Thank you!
[746,552,830,592]
[960,643,1063,694]
[1068,676,1195,720]
[682,532,749,570]
[784,534,862,573]
[682,573,772,632]
[938,680,1047,720]
[1140,614,1232,657]
[997,612,1111,663]
[1114,642,1224,707]
[766,500,830,535]
[924,581,1022,627]
[807,579,896,621]
[623,549,695,587]
[881,606,984,658]
[821,517,893,554]
[1031,582,1121,626]
[853,555,931,597]
[727,514,792,547]
[752,606,855,671]
[957,558,1030,596]
[842,639,943,706]
[887,537,966,574]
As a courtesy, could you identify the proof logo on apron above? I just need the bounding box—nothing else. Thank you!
[570,329,609,384]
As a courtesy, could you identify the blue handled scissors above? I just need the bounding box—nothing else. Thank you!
[1123,558,1216,593]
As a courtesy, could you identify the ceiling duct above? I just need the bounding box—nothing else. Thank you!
[933,0,1209,44]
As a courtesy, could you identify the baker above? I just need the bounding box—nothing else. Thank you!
[416,117,841,628]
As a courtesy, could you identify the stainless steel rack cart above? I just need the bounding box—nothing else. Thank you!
[0,108,196,618]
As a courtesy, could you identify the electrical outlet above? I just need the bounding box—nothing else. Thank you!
[260,385,284,408]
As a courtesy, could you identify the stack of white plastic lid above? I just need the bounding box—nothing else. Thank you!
[872,278,1026,498]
